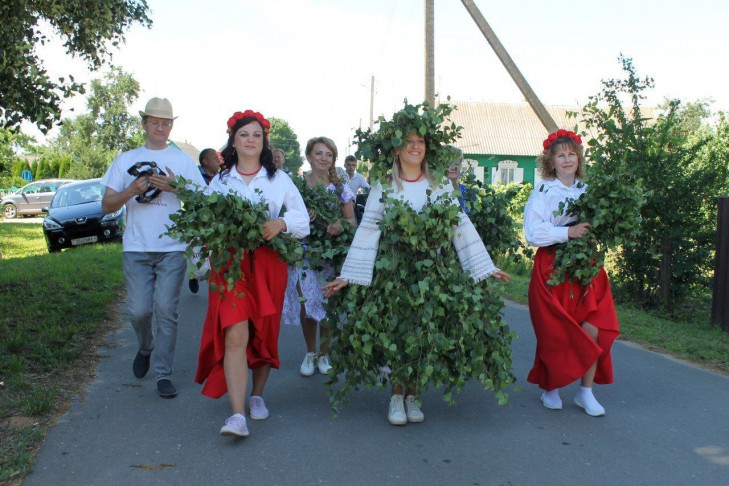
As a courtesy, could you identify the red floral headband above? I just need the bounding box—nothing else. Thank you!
[226,110,271,135]
[543,129,582,154]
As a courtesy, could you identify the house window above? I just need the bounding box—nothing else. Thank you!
[501,166,515,184]
[491,160,523,185]
[463,158,484,182]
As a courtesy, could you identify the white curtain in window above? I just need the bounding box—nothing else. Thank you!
[493,160,519,185]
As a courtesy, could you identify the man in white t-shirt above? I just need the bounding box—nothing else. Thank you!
[344,155,370,193]
[101,97,206,399]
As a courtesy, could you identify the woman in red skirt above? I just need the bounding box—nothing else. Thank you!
[195,110,309,437]
[523,129,619,417]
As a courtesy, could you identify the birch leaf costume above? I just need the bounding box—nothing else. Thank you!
[325,101,514,409]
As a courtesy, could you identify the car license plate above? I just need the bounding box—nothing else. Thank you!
[71,236,98,246]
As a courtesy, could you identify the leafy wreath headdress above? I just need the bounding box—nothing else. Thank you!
[353,98,463,184]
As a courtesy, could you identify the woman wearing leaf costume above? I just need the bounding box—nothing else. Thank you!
[524,130,619,417]
[282,136,356,377]
[195,110,310,438]
[324,101,512,426]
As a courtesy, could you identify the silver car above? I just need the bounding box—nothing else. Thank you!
[1,179,76,218]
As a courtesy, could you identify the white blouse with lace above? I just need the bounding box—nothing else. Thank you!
[523,178,587,248]
[339,178,499,286]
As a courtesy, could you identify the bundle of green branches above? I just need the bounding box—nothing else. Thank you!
[459,170,532,265]
[354,98,462,184]
[291,176,355,272]
[324,191,514,412]
[165,178,304,292]
[548,172,646,288]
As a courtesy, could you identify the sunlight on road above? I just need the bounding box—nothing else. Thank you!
[695,446,729,466]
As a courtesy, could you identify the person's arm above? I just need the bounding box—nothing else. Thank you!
[279,177,311,239]
[327,184,358,234]
[335,183,385,287]
[453,211,510,282]
[101,176,149,214]
[523,189,570,247]
[148,167,179,194]
[437,181,507,282]
[341,200,356,228]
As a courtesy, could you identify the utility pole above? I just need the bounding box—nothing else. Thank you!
[460,0,557,133]
[369,75,375,131]
[425,0,435,106]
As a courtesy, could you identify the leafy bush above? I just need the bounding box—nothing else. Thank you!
[165,179,303,292]
[548,174,646,288]
[291,176,354,272]
[0,175,27,192]
[459,172,532,265]
[579,56,729,309]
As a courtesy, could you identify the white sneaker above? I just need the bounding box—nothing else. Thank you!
[220,413,249,437]
[317,354,332,375]
[249,395,269,420]
[541,391,563,410]
[405,395,425,423]
[574,391,606,417]
[300,352,315,376]
[387,394,407,425]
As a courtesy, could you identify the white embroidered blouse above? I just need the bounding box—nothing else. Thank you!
[339,178,499,286]
[523,178,587,247]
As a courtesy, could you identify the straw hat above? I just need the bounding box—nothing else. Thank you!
[139,97,176,119]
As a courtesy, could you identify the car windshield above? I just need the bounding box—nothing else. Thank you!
[51,182,105,208]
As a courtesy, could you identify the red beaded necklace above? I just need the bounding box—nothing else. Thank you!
[237,166,262,176]
[400,172,423,183]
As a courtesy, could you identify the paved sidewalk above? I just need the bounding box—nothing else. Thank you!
[24,284,729,485]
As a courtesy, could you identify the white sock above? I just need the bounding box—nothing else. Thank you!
[579,386,594,398]
[578,387,604,412]
[544,389,561,401]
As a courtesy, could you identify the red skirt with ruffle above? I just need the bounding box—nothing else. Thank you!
[195,247,288,399]
[527,246,619,391]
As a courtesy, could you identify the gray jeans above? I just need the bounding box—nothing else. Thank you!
[123,251,186,381]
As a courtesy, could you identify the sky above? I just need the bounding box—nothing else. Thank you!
[28,0,729,167]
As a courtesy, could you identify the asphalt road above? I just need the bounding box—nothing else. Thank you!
[24,283,729,485]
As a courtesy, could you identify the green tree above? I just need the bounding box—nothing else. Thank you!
[658,98,713,138]
[0,1,151,133]
[580,56,728,311]
[34,159,51,179]
[48,159,60,178]
[0,128,33,177]
[40,68,144,178]
[269,117,303,174]
[11,159,32,178]
[87,67,143,152]
[57,156,72,178]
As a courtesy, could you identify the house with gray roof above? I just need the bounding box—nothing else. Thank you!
[448,101,656,187]
[449,101,582,187]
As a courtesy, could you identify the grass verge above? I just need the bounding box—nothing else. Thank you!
[498,259,729,375]
[0,223,125,483]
